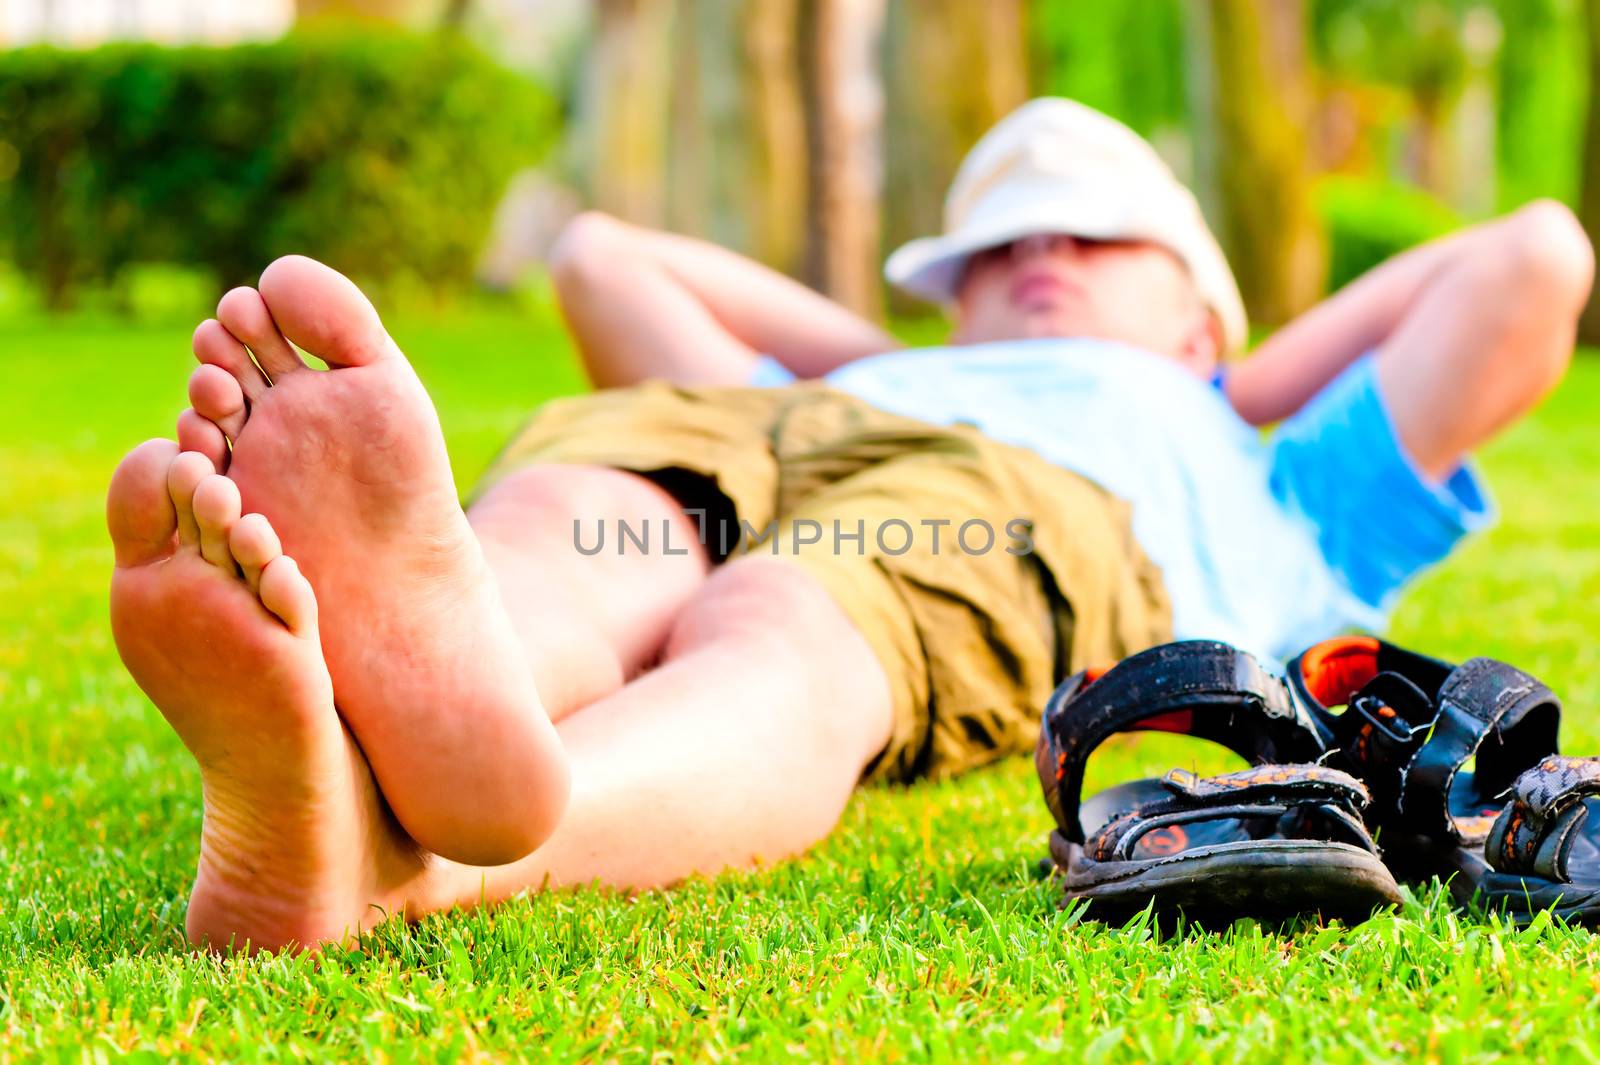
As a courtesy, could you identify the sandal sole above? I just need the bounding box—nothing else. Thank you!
[1050,831,1404,925]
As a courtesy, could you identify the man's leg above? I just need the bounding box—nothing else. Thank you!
[431,555,896,901]
[1374,201,1594,478]
[147,251,898,948]
[375,386,896,887]
[177,256,787,863]
[447,466,898,891]
[426,451,898,891]
[465,464,712,718]
[111,436,892,948]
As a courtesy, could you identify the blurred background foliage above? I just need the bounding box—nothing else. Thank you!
[0,28,553,310]
[2,0,1599,337]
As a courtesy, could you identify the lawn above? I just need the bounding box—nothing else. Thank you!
[4,300,1600,1061]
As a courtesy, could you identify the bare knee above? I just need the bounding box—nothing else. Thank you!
[665,559,895,764]
[665,559,842,654]
[548,211,629,296]
[473,465,705,556]
[1443,201,1592,402]
[471,465,711,705]
[1501,200,1595,316]
[473,463,634,519]
[1466,202,1594,324]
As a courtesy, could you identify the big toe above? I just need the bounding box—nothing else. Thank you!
[108,439,181,567]
[257,255,396,369]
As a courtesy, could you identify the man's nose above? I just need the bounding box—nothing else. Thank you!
[1010,233,1077,263]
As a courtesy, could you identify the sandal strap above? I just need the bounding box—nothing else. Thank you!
[1035,641,1325,843]
[1400,659,1561,842]
[1160,763,1370,808]
[1084,764,1374,863]
[1286,638,1452,806]
[1486,756,1600,881]
[1288,638,1560,844]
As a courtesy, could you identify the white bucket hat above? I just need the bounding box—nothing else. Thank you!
[883,97,1248,353]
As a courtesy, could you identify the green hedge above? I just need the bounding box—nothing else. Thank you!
[0,30,555,309]
[1318,175,1463,292]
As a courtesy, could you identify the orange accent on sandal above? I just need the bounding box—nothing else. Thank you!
[1134,710,1195,735]
[1299,636,1382,707]
[1140,825,1189,856]
[1504,810,1523,863]
[1355,722,1373,762]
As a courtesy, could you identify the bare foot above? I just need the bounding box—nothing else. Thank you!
[187,257,569,865]
[108,441,428,952]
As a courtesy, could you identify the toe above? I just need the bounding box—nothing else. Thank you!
[167,451,214,550]
[177,409,229,473]
[188,364,247,440]
[194,319,269,404]
[108,439,181,567]
[218,286,307,381]
[258,255,395,369]
[229,512,282,593]
[258,555,318,635]
[192,474,243,571]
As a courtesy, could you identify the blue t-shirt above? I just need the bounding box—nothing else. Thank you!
[749,339,1492,663]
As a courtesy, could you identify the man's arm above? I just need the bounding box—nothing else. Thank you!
[1224,200,1593,479]
[548,212,902,388]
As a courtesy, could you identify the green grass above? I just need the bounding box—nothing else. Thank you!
[5,304,1600,1061]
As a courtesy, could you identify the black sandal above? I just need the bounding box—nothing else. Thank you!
[1285,636,1562,897]
[1479,756,1600,923]
[1035,641,1403,923]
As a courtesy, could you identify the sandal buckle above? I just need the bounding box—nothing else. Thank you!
[1350,694,1433,746]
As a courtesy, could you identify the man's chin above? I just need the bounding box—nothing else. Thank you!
[1019,314,1088,341]
[955,312,1093,345]
[1018,324,1069,340]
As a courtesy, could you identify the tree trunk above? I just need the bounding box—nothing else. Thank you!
[1449,8,1501,220]
[799,0,888,320]
[741,0,807,273]
[439,0,472,30]
[1187,0,1324,326]
[882,0,1026,309]
[666,0,709,236]
[295,0,421,21]
[1578,0,1600,343]
[582,0,672,226]
[670,0,798,253]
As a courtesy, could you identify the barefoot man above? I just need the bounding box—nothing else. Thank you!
[108,99,1592,951]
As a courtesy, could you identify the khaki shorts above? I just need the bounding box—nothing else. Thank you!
[471,381,1172,783]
